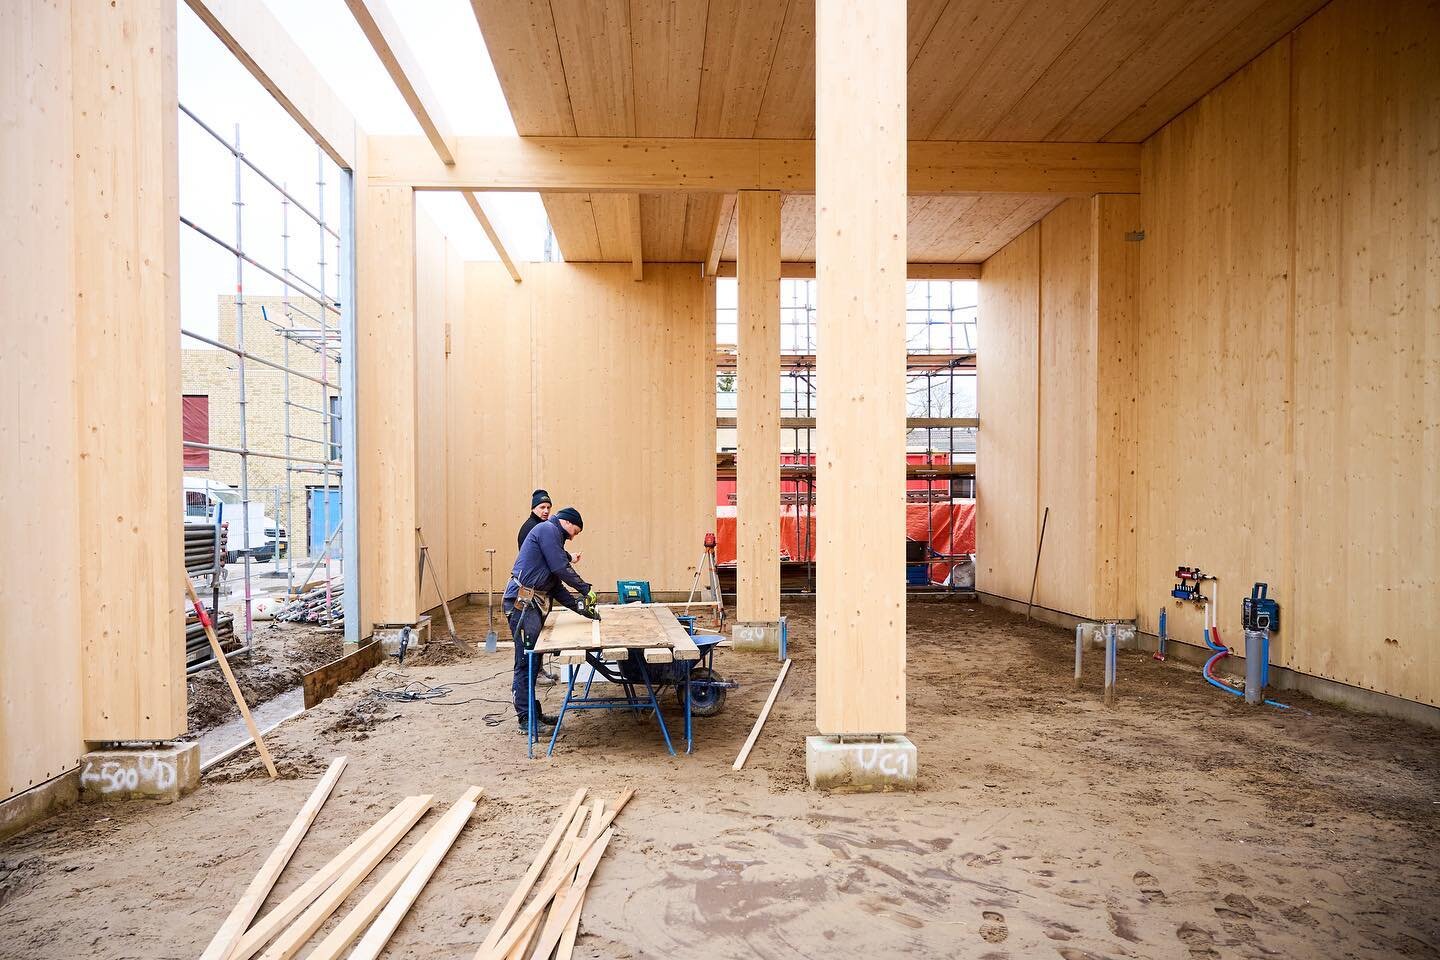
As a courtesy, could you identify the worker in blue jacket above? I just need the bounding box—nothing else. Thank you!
[504,507,598,734]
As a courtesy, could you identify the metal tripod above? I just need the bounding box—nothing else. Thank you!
[684,532,725,627]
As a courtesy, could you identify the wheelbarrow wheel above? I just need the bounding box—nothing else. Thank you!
[679,667,726,717]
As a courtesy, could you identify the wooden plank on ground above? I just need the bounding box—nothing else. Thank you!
[478,790,634,960]
[347,787,483,960]
[198,758,347,960]
[473,788,588,958]
[733,658,793,771]
[303,792,477,960]
[258,792,433,960]
[528,828,615,960]
[503,798,595,960]
[553,801,604,960]
[303,640,384,708]
[230,796,432,960]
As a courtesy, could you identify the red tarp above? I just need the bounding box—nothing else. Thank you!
[182,394,209,469]
[713,500,975,584]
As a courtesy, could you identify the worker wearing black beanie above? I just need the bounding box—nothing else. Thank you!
[518,489,553,549]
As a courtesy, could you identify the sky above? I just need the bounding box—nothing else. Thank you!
[177,0,550,339]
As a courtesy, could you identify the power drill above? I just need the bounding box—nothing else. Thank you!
[582,588,601,620]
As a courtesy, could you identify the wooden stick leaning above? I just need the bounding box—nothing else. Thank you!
[229,797,432,960]
[257,794,438,960]
[473,787,588,958]
[198,758,348,960]
[733,658,793,771]
[184,577,279,779]
[503,799,599,960]
[347,787,484,960]
[478,789,634,960]
[303,791,480,960]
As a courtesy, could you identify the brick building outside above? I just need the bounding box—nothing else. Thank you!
[182,295,342,562]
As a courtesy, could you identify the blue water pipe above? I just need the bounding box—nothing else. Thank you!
[1201,621,1291,710]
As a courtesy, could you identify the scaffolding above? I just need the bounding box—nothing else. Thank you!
[179,104,348,671]
[715,277,978,594]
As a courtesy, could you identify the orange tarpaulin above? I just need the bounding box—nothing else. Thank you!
[714,501,975,584]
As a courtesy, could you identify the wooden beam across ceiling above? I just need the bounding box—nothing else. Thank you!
[366,136,1140,196]
[714,261,980,280]
[345,0,523,279]
[185,0,357,169]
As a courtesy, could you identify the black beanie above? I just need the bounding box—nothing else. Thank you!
[554,507,583,530]
[532,489,551,508]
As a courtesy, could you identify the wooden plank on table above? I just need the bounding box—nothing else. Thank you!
[347,787,483,960]
[304,789,481,960]
[733,659,793,771]
[555,650,587,664]
[473,789,588,959]
[601,647,630,661]
[479,790,634,960]
[642,648,673,663]
[230,797,432,960]
[303,640,384,708]
[198,758,347,960]
[258,792,434,960]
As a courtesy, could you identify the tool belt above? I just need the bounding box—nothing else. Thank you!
[511,579,553,618]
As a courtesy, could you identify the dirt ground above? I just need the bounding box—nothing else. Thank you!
[3,598,1438,959]
[186,622,343,733]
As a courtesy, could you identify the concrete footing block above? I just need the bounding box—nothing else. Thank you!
[79,743,199,803]
[806,735,917,792]
[732,621,781,652]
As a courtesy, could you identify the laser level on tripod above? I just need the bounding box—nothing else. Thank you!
[685,531,725,628]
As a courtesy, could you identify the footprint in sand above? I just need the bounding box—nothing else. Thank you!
[1057,950,1110,960]
[1176,921,1221,959]
[980,911,1009,943]
[1133,870,1166,902]
[1214,892,1256,919]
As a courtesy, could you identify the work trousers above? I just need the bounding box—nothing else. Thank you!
[504,598,545,719]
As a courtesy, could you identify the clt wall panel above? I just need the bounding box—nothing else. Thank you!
[1135,0,1438,707]
[414,211,451,611]
[976,226,1039,604]
[73,0,186,740]
[1,0,85,798]
[1288,0,1440,705]
[1035,198,1098,619]
[1138,42,1302,673]
[529,263,712,593]
[457,262,534,601]
[357,184,418,634]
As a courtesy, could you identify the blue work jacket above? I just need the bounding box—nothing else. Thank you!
[503,517,590,611]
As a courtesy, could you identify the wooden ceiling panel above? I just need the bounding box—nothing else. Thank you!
[693,0,791,137]
[541,195,602,261]
[471,0,1329,262]
[1102,0,1326,140]
[986,0,1193,140]
[629,0,706,136]
[753,0,816,138]
[927,0,1112,140]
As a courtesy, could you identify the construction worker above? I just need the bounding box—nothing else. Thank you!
[504,506,598,735]
[517,489,551,548]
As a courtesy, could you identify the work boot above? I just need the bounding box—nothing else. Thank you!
[536,667,559,686]
[515,712,557,735]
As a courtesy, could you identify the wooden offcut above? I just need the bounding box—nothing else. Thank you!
[198,758,347,960]
[732,659,792,771]
[185,578,278,779]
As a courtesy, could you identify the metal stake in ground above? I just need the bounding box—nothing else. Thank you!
[183,576,279,778]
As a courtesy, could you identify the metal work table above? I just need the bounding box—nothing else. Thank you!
[527,603,703,758]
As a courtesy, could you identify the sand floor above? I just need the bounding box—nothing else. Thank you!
[2,598,1437,959]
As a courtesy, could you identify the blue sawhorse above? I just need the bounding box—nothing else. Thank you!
[528,648,692,758]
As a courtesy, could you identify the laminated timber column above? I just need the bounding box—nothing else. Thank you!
[808,0,913,790]
[73,0,186,742]
[734,190,782,647]
[356,180,420,637]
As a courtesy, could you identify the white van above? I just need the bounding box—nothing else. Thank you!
[183,478,285,560]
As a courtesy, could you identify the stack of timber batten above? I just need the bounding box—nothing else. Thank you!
[199,757,484,960]
[471,786,634,960]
